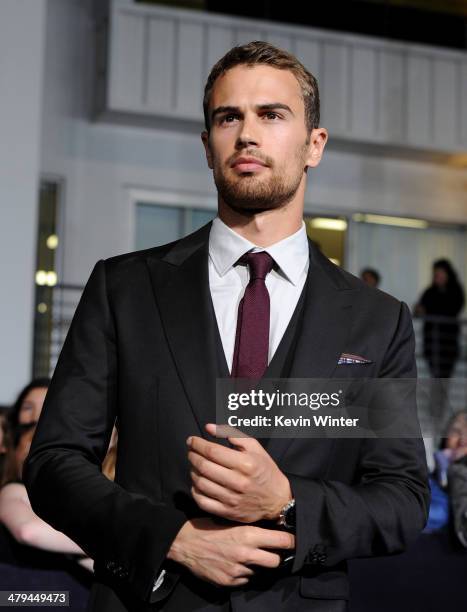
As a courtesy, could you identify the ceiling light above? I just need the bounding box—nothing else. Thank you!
[352,213,428,229]
[308,218,348,231]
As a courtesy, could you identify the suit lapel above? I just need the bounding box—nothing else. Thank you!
[264,241,356,463]
[145,223,230,447]
[288,241,355,379]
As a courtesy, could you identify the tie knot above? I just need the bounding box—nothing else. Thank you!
[239,251,274,280]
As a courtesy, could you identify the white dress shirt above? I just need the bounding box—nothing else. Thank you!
[153,216,309,592]
[209,216,309,371]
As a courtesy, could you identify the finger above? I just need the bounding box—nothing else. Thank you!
[249,527,295,550]
[190,487,231,517]
[245,549,282,569]
[231,563,255,578]
[227,435,263,453]
[190,469,237,506]
[231,576,250,586]
[205,422,245,439]
[207,570,251,588]
[188,436,249,471]
[188,450,248,492]
[205,423,261,452]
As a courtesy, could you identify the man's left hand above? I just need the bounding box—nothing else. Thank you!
[187,423,292,523]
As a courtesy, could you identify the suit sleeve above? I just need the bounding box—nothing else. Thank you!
[286,301,430,573]
[23,260,187,603]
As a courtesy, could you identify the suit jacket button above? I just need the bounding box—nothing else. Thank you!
[313,545,327,565]
[304,552,314,564]
[306,545,327,565]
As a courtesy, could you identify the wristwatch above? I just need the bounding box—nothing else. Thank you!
[277,498,296,529]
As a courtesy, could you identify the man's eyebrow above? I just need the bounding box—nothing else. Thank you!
[211,103,294,120]
[211,106,239,121]
[256,103,294,115]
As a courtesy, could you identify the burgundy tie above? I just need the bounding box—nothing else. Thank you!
[231,251,275,379]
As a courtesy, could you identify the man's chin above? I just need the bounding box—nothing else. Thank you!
[215,172,299,214]
[221,198,286,215]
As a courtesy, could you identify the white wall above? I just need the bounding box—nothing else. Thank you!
[41,0,467,290]
[0,0,46,403]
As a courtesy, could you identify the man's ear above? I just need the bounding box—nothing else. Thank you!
[201,130,213,169]
[305,128,328,169]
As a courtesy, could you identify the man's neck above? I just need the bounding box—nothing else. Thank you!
[218,202,304,248]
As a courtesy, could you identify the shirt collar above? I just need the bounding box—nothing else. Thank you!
[209,216,309,286]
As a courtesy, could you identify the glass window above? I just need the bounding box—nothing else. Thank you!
[135,202,216,250]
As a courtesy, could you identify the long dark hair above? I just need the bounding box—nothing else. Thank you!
[9,378,51,433]
[0,407,16,486]
[432,259,463,292]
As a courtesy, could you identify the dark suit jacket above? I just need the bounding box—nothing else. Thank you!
[24,222,429,612]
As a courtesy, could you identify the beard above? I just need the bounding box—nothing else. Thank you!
[213,146,307,213]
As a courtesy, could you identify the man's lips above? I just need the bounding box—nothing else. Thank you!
[231,157,268,172]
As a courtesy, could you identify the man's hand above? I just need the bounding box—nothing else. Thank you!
[167,517,295,587]
[187,424,292,523]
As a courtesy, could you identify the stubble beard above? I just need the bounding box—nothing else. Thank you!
[213,146,308,214]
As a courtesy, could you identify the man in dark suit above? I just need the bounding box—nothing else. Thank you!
[24,41,429,611]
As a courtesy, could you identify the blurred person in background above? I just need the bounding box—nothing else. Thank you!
[360,268,380,288]
[1,388,93,572]
[14,423,37,481]
[2,380,119,566]
[1,421,119,573]
[8,378,50,435]
[0,408,16,487]
[415,259,465,379]
[445,411,467,548]
[0,386,119,610]
[423,411,467,551]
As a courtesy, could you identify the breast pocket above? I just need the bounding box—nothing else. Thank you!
[334,362,376,379]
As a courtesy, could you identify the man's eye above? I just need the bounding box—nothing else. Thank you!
[264,112,280,120]
[220,114,238,124]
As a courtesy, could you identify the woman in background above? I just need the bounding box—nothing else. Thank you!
[0,408,16,487]
[8,377,50,437]
[0,380,93,572]
[415,259,465,379]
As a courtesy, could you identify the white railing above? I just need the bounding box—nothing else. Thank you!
[95,0,467,154]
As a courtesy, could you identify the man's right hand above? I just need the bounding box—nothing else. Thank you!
[167,517,295,587]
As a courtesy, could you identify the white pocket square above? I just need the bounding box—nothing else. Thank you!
[338,353,372,365]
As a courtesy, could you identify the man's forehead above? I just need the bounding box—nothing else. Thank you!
[209,64,302,108]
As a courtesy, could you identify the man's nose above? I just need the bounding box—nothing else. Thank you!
[235,114,260,149]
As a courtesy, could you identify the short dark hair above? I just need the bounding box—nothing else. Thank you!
[203,40,320,134]
[361,268,381,285]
